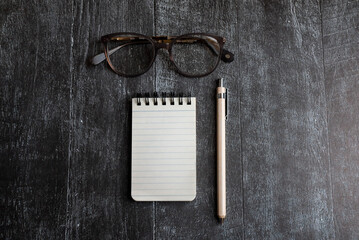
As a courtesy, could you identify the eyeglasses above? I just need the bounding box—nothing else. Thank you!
[90,32,234,78]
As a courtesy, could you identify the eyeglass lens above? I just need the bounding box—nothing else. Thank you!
[107,35,154,76]
[171,35,220,76]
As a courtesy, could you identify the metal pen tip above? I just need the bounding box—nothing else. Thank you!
[219,78,224,87]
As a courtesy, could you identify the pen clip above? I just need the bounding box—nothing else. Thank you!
[225,89,228,120]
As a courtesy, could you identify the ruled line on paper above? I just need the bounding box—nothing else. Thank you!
[133,146,195,149]
[132,163,194,166]
[133,116,195,119]
[132,169,195,172]
[135,127,194,131]
[132,158,193,160]
[133,110,195,112]
[132,195,195,197]
[132,134,194,136]
[134,188,193,191]
[133,139,194,142]
[132,152,194,154]
[133,122,194,124]
[132,163,194,167]
[132,176,195,179]
[132,182,195,184]
[133,144,195,147]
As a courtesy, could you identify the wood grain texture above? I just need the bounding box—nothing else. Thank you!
[239,1,334,239]
[2,0,359,239]
[0,1,72,239]
[65,0,155,239]
[322,0,359,239]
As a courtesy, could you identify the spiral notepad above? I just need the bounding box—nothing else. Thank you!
[131,93,196,201]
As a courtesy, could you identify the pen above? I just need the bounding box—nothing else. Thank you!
[217,78,227,223]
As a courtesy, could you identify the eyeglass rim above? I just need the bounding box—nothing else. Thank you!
[101,32,226,78]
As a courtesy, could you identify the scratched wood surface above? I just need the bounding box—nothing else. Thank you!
[1,0,358,239]
[322,0,359,239]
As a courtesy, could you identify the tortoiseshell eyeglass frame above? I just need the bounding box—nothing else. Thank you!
[91,32,234,78]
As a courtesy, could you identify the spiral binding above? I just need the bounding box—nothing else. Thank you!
[145,93,150,105]
[136,92,192,106]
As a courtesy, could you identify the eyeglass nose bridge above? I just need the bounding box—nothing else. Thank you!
[154,42,170,51]
[152,41,174,62]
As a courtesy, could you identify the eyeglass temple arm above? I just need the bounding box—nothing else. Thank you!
[91,46,120,65]
[169,37,234,63]
[90,42,143,65]
[199,37,234,63]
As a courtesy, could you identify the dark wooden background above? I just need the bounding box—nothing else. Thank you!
[1,0,359,239]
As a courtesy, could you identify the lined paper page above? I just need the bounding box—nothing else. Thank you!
[131,97,196,201]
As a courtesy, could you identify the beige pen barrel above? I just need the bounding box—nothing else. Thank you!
[217,84,226,221]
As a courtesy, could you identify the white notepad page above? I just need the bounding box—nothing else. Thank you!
[131,97,196,201]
